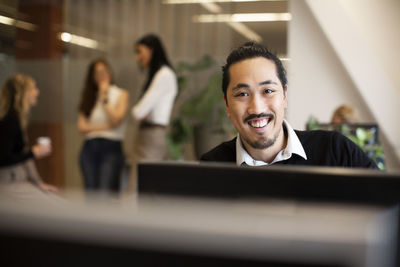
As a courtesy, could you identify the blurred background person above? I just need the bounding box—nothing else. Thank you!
[331,104,359,124]
[330,103,385,169]
[131,34,178,161]
[0,74,57,193]
[77,59,129,194]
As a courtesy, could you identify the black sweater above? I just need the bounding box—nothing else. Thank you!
[200,130,378,169]
[0,109,33,167]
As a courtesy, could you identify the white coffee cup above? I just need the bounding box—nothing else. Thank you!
[37,136,51,147]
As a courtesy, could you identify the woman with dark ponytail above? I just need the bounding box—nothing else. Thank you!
[132,34,177,160]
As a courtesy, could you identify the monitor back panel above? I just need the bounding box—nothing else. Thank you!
[138,162,400,205]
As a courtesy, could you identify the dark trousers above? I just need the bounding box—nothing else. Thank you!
[79,138,124,193]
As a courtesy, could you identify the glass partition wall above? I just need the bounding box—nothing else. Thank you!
[0,0,289,190]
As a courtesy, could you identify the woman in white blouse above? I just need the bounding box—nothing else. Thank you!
[77,59,129,193]
[132,34,177,160]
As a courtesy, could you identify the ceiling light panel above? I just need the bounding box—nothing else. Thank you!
[193,13,291,23]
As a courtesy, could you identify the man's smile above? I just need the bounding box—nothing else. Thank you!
[244,113,274,130]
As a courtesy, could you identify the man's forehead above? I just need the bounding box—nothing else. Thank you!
[229,57,279,83]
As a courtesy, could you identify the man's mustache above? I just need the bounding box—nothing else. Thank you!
[243,113,274,123]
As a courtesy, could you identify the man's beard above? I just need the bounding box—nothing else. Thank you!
[243,127,281,150]
[241,112,282,150]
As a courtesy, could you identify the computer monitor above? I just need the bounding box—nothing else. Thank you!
[137,162,400,267]
[138,161,400,205]
[1,163,399,267]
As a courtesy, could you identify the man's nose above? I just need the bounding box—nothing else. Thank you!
[247,95,265,115]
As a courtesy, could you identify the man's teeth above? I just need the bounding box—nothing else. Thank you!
[249,119,268,128]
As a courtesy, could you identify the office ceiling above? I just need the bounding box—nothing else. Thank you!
[0,0,18,55]
[0,0,288,57]
[160,0,288,55]
[216,0,288,54]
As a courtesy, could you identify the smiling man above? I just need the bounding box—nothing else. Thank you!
[200,42,378,168]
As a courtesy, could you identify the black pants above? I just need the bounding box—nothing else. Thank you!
[79,138,124,193]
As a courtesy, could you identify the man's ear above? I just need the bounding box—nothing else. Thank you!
[223,95,230,117]
[283,85,288,108]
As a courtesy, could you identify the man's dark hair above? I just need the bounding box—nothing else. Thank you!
[222,42,287,101]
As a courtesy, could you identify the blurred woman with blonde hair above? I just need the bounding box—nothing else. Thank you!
[0,74,57,192]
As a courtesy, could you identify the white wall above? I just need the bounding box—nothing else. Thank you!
[287,0,374,127]
[339,0,400,93]
[287,0,400,170]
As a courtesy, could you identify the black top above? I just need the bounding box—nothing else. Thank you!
[200,130,378,169]
[0,109,33,167]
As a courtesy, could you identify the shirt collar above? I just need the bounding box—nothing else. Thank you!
[236,119,307,166]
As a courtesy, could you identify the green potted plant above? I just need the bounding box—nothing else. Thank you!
[168,55,234,160]
[306,116,385,170]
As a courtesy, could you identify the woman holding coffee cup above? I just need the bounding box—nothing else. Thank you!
[0,74,57,193]
[77,59,129,194]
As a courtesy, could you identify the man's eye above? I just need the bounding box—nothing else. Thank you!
[236,92,249,97]
[264,89,273,94]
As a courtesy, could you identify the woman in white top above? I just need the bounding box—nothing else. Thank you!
[77,59,129,193]
[132,34,177,160]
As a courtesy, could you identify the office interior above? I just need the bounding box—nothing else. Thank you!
[1,0,399,189]
[1,0,400,266]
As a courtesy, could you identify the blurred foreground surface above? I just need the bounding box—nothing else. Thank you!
[0,185,398,267]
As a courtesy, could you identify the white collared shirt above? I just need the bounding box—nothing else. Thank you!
[131,65,178,126]
[236,119,307,166]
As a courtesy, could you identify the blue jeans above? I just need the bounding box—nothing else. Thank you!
[79,138,124,193]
